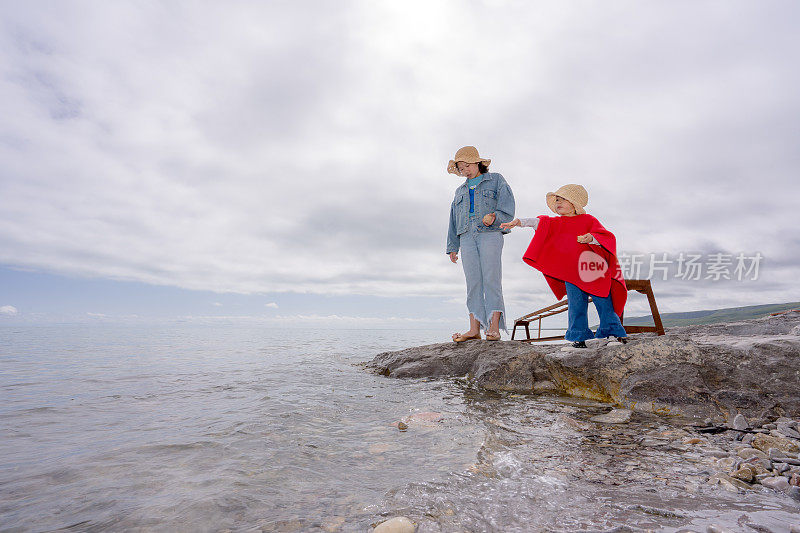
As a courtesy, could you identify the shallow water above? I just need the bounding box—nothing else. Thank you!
[0,324,797,532]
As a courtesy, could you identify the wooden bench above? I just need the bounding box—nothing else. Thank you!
[511,279,665,342]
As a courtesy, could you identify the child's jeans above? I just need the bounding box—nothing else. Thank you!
[564,281,627,342]
[459,218,507,332]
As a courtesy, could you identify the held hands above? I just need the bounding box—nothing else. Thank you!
[499,218,520,230]
[577,233,593,244]
[449,252,458,264]
[482,213,496,226]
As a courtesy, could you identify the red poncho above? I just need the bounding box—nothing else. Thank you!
[522,214,627,317]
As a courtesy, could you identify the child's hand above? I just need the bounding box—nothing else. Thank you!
[577,233,593,244]
[499,218,520,230]
[482,213,496,226]
[449,252,459,263]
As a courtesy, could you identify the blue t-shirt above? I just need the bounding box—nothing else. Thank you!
[467,176,481,217]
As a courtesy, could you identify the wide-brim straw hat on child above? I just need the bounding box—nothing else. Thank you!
[447,146,491,175]
[546,184,588,215]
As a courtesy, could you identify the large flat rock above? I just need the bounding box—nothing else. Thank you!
[366,311,800,421]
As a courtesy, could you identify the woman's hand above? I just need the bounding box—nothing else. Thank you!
[482,213,496,226]
[449,252,459,263]
[499,218,520,230]
[577,233,593,244]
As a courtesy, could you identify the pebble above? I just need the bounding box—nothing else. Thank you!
[732,414,749,430]
[374,516,416,533]
[773,462,791,474]
[731,467,754,482]
[760,476,791,491]
[704,449,729,458]
[768,447,786,460]
[741,433,755,445]
[778,423,800,439]
[748,462,770,476]
[744,457,772,471]
[590,409,632,424]
[755,473,773,483]
[710,473,753,492]
[792,473,800,486]
[791,525,800,533]
[782,456,800,466]
[752,433,800,454]
[737,448,766,460]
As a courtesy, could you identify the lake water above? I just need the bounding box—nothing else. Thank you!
[1,324,798,531]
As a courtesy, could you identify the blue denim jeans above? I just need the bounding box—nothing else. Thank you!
[460,219,506,332]
[564,281,627,342]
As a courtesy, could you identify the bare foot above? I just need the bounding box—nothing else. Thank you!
[452,331,481,342]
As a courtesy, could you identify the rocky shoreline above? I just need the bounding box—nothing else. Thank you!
[366,311,800,510]
[367,311,800,422]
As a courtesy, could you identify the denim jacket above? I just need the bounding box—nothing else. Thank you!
[446,172,515,254]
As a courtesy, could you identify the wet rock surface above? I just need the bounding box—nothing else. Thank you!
[367,311,800,421]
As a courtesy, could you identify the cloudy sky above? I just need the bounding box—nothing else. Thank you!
[1,1,798,327]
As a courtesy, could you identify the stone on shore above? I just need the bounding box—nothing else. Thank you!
[751,433,800,454]
[732,413,749,430]
[373,516,416,533]
[367,311,800,421]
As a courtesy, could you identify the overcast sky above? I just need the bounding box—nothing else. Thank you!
[1,1,799,326]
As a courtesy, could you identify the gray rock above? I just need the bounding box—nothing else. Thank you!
[789,524,800,533]
[773,462,791,474]
[744,457,772,472]
[737,448,767,460]
[732,413,749,430]
[590,408,632,424]
[761,476,791,491]
[704,449,729,458]
[768,447,787,460]
[741,433,755,445]
[754,473,773,484]
[778,423,800,439]
[782,457,800,466]
[367,312,800,419]
[713,474,753,492]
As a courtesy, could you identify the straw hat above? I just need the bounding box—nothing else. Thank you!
[546,184,588,215]
[447,146,491,175]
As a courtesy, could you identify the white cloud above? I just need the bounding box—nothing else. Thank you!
[212,302,223,307]
[264,302,278,309]
[1,305,18,316]
[0,1,798,314]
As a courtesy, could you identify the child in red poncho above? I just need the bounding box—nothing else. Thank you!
[500,184,627,351]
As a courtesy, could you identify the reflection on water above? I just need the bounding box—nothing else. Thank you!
[1,324,797,532]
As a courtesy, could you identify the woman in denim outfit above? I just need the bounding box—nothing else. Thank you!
[446,146,515,341]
